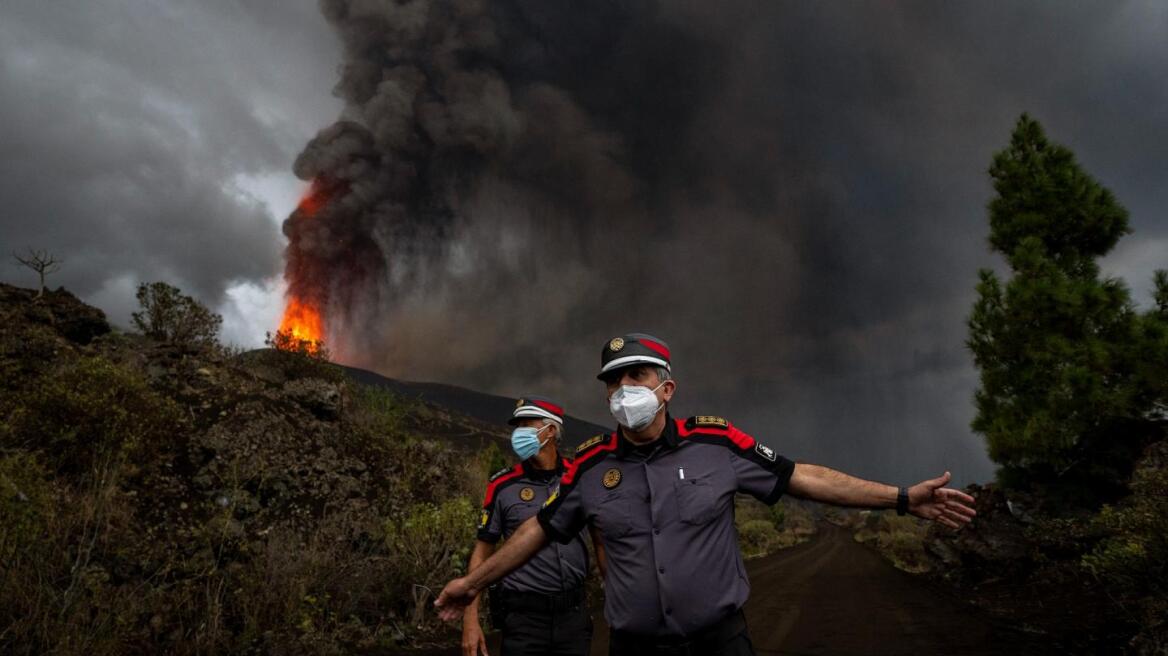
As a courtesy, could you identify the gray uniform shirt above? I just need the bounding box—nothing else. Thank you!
[537,415,795,636]
[478,458,589,594]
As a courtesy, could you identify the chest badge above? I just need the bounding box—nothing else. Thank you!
[519,486,535,502]
[602,468,622,489]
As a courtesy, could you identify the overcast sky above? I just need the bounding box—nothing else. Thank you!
[1,1,1164,486]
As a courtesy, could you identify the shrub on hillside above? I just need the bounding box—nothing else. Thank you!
[1,356,181,475]
[132,281,222,348]
[1082,443,1168,643]
[734,497,814,559]
[263,329,345,383]
[384,498,476,628]
[854,513,932,574]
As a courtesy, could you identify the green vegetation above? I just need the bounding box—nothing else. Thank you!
[0,282,498,654]
[384,498,476,627]
[734,497,815,559]
[3,356,181,475]
[954,114,1168,651]
[968,114,1165,502]
[132,281,223,348]
[853,513,932,574]
[264,328,344,383]
[1082,444,1168,645]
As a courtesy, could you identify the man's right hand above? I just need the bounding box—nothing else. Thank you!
[435,577,478,622]
[461,618,490,656]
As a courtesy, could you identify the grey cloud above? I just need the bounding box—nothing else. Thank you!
[0,0,341,324]
[1,1,1164,488]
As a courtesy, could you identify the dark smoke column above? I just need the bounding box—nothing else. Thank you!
[281,0,528,357]
[280,0,727,386]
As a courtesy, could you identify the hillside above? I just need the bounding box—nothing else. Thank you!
[0,282,554,654]
[337,365,609,450]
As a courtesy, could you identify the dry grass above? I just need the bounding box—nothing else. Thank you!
[853,512,932,574]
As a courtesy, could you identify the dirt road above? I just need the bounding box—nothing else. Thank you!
[736,524,1048,655]
[413,523,1049,655]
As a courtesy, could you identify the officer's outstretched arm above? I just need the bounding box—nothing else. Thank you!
[788,464,976,529]
[435,516,549,621]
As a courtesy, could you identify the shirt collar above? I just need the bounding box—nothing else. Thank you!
[615,414,679,457]
[521,456,567,478]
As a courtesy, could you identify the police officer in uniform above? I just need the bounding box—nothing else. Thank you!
[440,335,977,655]
[462,395,597,656]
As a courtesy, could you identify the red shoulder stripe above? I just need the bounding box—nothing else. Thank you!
[562,432,618,485]
[675,417,755,450]
[482,464,524,508]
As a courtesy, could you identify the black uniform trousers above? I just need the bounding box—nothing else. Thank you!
[608,610,756,656]
[499,603,591,656]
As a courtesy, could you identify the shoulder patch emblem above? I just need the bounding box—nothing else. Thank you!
[488,467,513,482]
[692,415,729,428]
[478,509,490,529]
[576,434,605,454]
[602,468,622,489]
[755,442,777,462]
[519,487,535,502]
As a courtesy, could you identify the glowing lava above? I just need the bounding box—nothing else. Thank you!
[275,179,330,350]
[278,297,325,346]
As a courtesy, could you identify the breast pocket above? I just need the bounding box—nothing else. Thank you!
[594,493,633,540]
[674,476,721,525]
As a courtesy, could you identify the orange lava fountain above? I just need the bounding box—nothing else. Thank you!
[278,297,324,345]
[276,180,330,351]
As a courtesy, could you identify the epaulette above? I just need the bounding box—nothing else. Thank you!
[687,415,729,429]
[489,466,515,482]
[575,434,606,454]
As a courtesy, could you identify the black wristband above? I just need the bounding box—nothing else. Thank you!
[896,486,909,516]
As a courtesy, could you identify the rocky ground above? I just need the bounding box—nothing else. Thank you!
[0,283,506,655]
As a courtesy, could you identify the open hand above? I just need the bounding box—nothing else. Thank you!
[907,471,976,529]
[434,577,478,622]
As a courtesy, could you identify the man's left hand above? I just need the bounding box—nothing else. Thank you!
[907,471,976,529]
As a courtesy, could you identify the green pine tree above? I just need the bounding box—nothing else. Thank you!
[967,114,1152,504]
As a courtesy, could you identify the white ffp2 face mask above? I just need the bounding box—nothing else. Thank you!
[608,381,666,430]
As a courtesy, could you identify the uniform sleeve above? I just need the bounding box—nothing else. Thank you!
[476,487,505,543]
[537,478,587,544]
[726,425,796,504]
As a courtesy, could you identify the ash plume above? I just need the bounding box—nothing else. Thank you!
[285,0,1162,484]
[284,0,753,391]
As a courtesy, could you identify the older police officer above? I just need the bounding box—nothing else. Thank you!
[462,396,597,656]
[440,335,977,655]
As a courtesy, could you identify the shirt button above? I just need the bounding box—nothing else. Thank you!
[665,608,672,615]
[658,567,665,574]
[653,528,660,535]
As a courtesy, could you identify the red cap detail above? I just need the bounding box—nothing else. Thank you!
[638,338,671,361]
[531,399,563,416]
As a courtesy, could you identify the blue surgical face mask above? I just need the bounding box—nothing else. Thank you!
[511,423,554,461]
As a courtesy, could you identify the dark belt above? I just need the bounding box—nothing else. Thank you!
[491,586,586,615]
[610,609,748,655]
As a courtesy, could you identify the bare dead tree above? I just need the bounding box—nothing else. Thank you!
[12,248,62,298]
